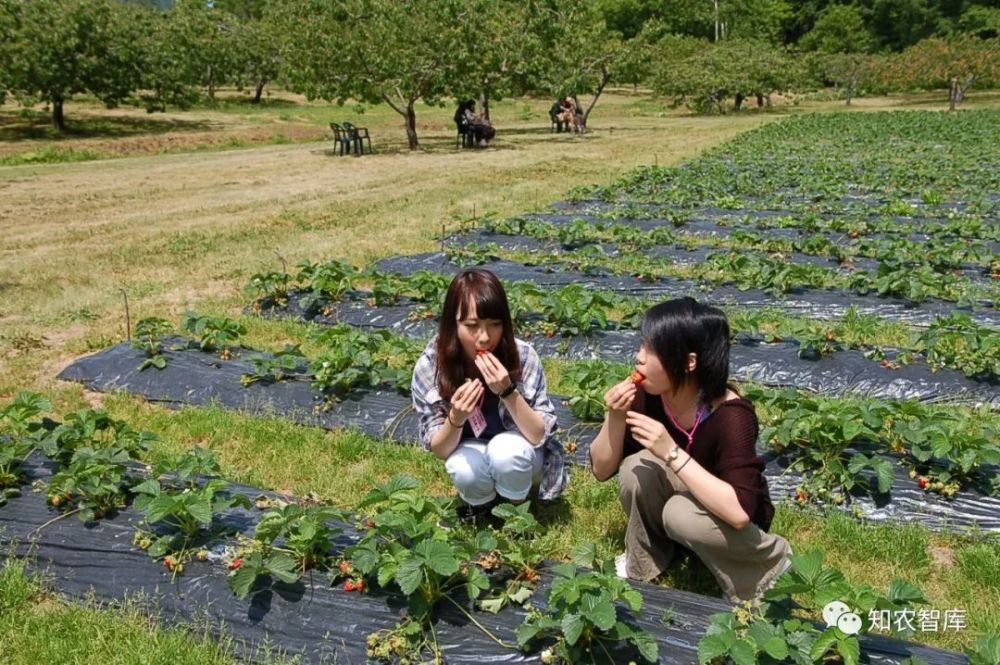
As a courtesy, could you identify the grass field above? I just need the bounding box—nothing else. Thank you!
[2,88,999,661]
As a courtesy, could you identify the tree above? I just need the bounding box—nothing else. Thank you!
[0,0,18,106]
[524,2,626,127]
[447,0,532,120]
[276,0,466,150]
[799,4,875,54]
[651,38,803,113]
[2,0,144,130]
[881,35,999,110]
[808,51,883,104]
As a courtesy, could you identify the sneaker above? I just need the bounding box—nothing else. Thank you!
[457,496,501,525]
[755,547,793,599]
[614,552,628,579]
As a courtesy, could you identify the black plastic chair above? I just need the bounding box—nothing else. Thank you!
[329,122,354,156]
[549,102,567,133]
[342,122,372,155]
[455,117,475,148]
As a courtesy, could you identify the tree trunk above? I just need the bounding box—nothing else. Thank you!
[734,93,744,111]
[207,64,215,100]
[479,88,490,122]
[581,67,612,126]
[949,78,958,111]
[756,93,764,107]
[52,97,66,131]
[404,101,419,150]
[252,79,267,104]
[845,78,855,106]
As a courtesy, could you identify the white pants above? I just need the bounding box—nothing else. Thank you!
[444,432,544,506]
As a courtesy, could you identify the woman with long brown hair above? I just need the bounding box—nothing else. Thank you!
[411,269,568,517]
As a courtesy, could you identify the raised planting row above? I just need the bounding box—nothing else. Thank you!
[53,329,1000,530]
[443,240,999,311]
[246,257,1000,385]
[580,110,1000,218]
[473,216,999,281]
[375,251,1000,333]
[0,394,990,665]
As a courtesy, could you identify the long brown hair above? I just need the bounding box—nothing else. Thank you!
[435,269,521,399]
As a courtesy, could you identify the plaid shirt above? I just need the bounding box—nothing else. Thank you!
[411,337,569,501]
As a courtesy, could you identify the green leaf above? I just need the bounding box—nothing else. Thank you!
[838,635,861,665]
[810,627,839,661]
[698,631,735,664]
[730,638,757,665]
[186,496,213,526]
[479,596,505,614]
[632,630,659,663]
[582,595,617,631]
[229,565,258,599]
[747,620,778,647]
[571,541,596,567]
[266,552,300,584]
[475,530,497,552]
[888,579,928,605]
[561,612,585,646]
[396,556,424,596]
[132,479,161,496]
[515,622,541,647]
[874,460,895,494]
[144,495,178,524]
[762,636,789,661]
[842,420,863,440]
[508,585,534,605]
[621,588,643,613]
[415,539,459,577]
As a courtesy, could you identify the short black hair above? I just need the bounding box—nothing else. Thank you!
[640,297,730,400]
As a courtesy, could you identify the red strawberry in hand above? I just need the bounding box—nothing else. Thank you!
[630,371,645,385]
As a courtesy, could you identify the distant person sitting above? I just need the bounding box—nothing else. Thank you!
[550,100,568,132]
[458,99,496,147]
[558,97,585,134]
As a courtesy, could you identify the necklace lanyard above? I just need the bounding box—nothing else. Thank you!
[660,398,710,450]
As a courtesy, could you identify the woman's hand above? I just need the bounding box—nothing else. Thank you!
[475,352,512,396]
[625,411,676,460]
[450,379,484,424]
[604,379,637,414]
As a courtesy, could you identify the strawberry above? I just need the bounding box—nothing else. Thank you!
[918,477,929,489]
[164,556,174,570]
[630,371,645,385]
[338,560,353,575]
[196,550,210,562]
[229,558,243,570]
[355,580,365,592]
[476,349,489,356]
[344,580,356,592]
[50,495,62,507]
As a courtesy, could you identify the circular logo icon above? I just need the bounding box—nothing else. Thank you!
[837,612,863,635]
[822,600,852,627]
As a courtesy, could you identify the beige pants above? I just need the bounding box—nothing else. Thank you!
[618,449,791,602]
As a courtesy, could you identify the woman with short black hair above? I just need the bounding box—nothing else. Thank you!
[589,297,791,602]
[412,269,568,517]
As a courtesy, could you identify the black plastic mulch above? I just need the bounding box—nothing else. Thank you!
[56,342,1000,534]
[374,252,1000,328]
[0,454,968,665]
[254,298,999,407]
[454,225,995,280]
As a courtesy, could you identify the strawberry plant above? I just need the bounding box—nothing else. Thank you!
[246,270,293,309]
[517,546,658,664]
[133,476,251,563]
[0,392,50,506]
[476,502,547,614]
[228,504,348,599]
[181,312,246,358]
[916,313,999,381]
[341,475,495,662]
[310,325,411,399]
[966,634,1000,665]
[132,317,173,371]
[240,345,305,386]
[539,284,615,336]
[39,408,154,467]
[48,445,134,521]
[561,361,624,422]
[296,258,359,312]
[700,550,929,665]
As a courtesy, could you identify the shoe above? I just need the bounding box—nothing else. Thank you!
[615,552,628,579]
[755,547,793,599]
[457,496,501,525]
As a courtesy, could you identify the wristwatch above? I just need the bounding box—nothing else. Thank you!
[667,445,680,462]
[497,382,517,399]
